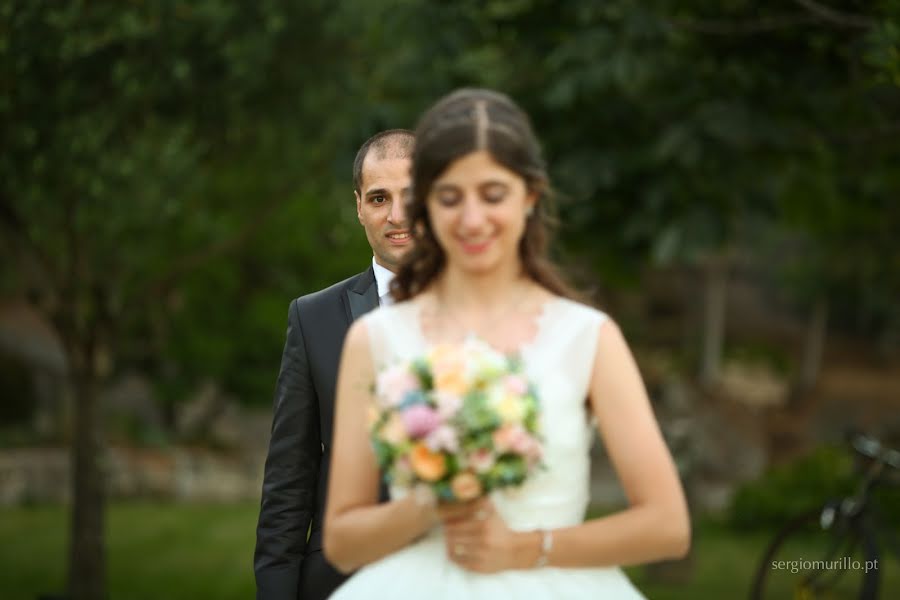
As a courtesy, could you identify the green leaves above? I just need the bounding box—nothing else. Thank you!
[458,391,502,433]
[4,0,897,409]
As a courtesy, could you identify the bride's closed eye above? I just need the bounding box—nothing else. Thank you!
[435,189,462,207]
[480,182,508,204]
[433,183,509,207]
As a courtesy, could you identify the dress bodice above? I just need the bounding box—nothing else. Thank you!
[363,297,608,531]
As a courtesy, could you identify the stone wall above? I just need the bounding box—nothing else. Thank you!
[0,445,266,506]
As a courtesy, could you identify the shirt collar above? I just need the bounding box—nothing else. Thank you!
[372,257,395,304]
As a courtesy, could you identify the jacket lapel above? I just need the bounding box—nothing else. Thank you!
[346,265,379,322]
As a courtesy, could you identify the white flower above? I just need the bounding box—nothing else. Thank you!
[424,424,459,453]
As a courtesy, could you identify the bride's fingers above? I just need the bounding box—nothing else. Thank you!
[437,497,493,524]
[436,499,481,523]
[444,517,485,536]
[455,552,496,574]
[445,518,490,544]
[446,541,488,568]
[444,526,483,548]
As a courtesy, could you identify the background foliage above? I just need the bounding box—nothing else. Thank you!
[1,1,898,598]
[3,0,897,410]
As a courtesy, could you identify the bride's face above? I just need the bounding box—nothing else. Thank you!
[426,150,535,276]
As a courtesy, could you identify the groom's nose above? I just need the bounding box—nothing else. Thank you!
[388,194,407,225]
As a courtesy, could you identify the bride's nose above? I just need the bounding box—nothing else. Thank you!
[459,196,487,231]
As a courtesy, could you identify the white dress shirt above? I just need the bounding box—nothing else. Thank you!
[372,257,396,306]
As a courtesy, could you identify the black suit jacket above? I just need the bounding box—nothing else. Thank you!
[255,267,380,600]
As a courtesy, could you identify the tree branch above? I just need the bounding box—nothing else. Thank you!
[131,191,292,303]
[0,192,61,290]
[667,14,820,36]
[792,0,876,30]
[667,1,878,37]
[831,121,900,145]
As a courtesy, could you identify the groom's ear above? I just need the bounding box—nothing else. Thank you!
[354,190,363,223]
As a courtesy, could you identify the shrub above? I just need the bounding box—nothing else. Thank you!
[729,444,900,532]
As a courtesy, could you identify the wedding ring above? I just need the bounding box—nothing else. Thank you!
[454,543,466,557]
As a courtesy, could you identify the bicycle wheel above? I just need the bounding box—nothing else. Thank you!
[750,505,880,599]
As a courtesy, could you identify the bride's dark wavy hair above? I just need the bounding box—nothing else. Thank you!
[391,88,580,302]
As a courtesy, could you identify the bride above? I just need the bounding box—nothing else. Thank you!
[324,88,690,598]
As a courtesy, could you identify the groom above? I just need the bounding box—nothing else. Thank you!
[254,129,415,600]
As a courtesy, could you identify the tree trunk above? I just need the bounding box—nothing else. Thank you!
[68,366,106,600]
[799,297,828,390]
[700,260,727,387]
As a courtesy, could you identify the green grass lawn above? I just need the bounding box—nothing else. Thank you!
[0,503,897,599]
[1,503,256,600]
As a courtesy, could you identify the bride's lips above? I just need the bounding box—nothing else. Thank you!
[385,230,412,246]
[459,237,492,254]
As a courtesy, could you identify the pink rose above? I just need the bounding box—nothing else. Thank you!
[513,433,542,464]
[493,424,542,463]
[396,455,412,473]
[503,375,528,396]
[402,404,442,438]
[468,448,496,474]
[376,364,420,407]
[492,423,527,453]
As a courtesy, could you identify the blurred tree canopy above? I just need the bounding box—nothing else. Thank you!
[4,0,897,408]
[1,1,898,596]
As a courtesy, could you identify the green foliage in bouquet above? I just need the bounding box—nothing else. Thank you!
[369,339,545,502]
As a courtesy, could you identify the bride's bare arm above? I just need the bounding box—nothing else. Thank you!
[323,319,438,573]
[543,319,691,567]
[443,319,690,573]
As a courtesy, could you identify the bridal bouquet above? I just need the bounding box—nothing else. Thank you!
[368,337,544,502]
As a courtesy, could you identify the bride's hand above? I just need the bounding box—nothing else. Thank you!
[439,497,537,573]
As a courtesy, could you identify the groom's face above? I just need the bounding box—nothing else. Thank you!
[355,154,412,272]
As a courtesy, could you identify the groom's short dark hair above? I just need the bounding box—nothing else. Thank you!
[353,129,414,195]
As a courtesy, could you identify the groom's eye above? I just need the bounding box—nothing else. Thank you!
[371,195,387,204]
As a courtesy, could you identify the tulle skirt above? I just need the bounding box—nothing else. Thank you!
[329,530,646,599]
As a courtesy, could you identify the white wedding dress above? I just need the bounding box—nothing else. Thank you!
[329,296,646,599]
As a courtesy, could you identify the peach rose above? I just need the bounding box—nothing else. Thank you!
[434,370,468,396]
[379,412,408,445]
[450,471,483,501]
[410,442,447,482]
[430,345,469,395]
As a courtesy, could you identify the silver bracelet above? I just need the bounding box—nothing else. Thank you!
[534,529,553,568]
